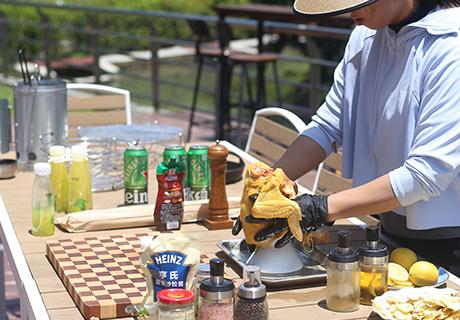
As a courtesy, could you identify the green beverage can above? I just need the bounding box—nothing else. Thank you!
[163,145,189,200]
[188,145,210,200]
[124,141,148,205]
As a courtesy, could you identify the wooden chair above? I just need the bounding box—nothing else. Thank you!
[245,107,306,165]
[312,149,352,195]
[244,107,316,193]
[67,83,132,138]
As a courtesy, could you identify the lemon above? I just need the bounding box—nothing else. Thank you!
[390,247,417,271]
[409,261,439,287]
[389,262,410,282]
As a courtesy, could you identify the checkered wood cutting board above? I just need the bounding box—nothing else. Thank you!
[46,234,234,320]
[47,234,150,320]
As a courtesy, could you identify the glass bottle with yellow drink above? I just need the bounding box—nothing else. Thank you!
[32,162,55,236]
[49,145,68,213]
[68,145,93,212]
[358,225,388,305]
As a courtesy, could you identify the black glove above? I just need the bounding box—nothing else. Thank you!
[251,194,332,248]
[231,193,259,236]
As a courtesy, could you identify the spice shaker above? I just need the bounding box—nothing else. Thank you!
[194,263,211,318]
[157,289,195,320]
[358,225,388,305]
[326,230,360,312]
[199,258,234,320]
[235,266,269,320]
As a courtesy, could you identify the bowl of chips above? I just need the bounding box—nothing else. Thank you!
[372,287,460,320]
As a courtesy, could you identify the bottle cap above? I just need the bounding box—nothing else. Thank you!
[49,145,65,157]
[71,145,88,159]
[238,266,266,299]
[200,258,234,298]
[358,224,388,258]
[366,225,380,242]
[157,289,194,305]
[34,162,51,175]
[338,230,352,248]
[210,258,224,277]
[328,230,359,263]
[139,236,154,251]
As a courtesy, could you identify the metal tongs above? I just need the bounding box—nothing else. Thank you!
[18,49,40,86]
[18,49,31,86]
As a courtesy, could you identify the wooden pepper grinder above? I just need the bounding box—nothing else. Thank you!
[204,140,233,230]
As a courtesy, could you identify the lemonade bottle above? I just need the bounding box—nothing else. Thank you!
[68,145,93,212]
[49,145,68,213]
[32,162,55,236]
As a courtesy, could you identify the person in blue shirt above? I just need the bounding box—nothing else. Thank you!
[232,0,460,276]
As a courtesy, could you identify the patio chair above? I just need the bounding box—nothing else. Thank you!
[312,149,352,195]
[245,107,313,193]
[186,20,282,142]
[67,83,132,138]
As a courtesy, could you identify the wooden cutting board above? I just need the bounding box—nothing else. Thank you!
[47,234,238,320]
[47,234,149,320]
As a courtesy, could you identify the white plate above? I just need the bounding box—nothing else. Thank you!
[372,287,458,320]
[388,266,449,290]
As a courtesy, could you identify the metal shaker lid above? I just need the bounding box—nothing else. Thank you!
[328,230,359,263]
[238,266,266,300]
[358,225,388,258]
[200,258,234,298]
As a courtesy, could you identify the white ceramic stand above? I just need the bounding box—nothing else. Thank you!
[246,242,303,274]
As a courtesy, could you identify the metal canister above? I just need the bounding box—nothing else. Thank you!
[124,141,148,205]
[187,145,210,201]
[163,145,189,200]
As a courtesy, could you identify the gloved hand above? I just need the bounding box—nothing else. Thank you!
[232,194,258,236]
[249,194,331,248]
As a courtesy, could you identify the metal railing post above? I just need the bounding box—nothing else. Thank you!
[148,23,160,112]
[0,11,9,76]
[306,38,322,111]
[88,13,101,83]
[37,9,51,78]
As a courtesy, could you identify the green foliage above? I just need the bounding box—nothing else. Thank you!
[0,0,250,62]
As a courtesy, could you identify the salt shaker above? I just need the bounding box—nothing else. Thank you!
[235,266,269,320]
[326,230,360,312]
[194,263,211,318]
[358,225,388,305]
[199,258,234,320]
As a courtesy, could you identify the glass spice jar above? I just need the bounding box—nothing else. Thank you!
[326,230,360,312]
[234,266,269,320]
[195,263,211,318]
[358,225,388,305]
[157,289,195,320]
[199,258,235,320]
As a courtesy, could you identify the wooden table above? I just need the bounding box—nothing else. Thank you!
[0,142,459,319]
[213,4,353,122]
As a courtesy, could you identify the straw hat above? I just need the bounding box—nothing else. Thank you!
[294,0,377,17]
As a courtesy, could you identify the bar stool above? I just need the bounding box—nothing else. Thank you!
[187,20,282,142]
[186,19,222,142]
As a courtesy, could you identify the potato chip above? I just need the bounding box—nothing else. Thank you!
[373,288,459,320]
[396,302,414,313]
[392,310,412,320]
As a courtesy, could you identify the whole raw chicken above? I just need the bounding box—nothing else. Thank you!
[240,162,302,248]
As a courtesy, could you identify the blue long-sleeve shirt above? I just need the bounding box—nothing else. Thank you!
[301,7,460,230]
